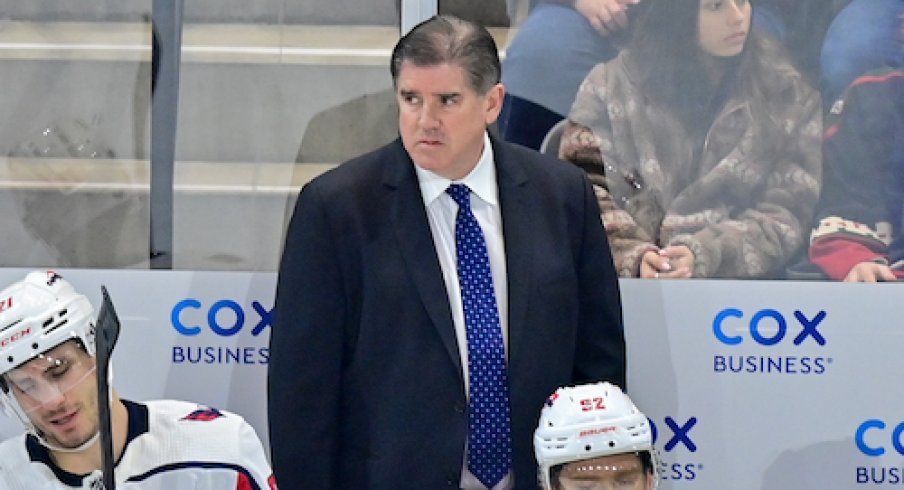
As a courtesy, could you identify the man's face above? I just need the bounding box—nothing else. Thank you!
[556,453,653,490]
[5,341,99,450]
[396,60,504,181]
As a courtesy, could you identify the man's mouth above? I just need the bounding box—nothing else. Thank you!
[49,410,78,428]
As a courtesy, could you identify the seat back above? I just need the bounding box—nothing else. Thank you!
[539,118,568,157]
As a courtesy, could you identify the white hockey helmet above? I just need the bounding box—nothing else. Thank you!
[535,382,657,489]
[0,271,96,375]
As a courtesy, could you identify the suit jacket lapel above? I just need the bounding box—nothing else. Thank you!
[383,140,463,378]
[493,138,533,366]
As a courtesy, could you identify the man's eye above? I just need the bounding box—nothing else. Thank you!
[440,95,459,106]
[48,361,71,379]
[49,366,70,379]
[615,472,643,487]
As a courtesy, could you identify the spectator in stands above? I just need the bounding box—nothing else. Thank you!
[534,382,657,490]
[819,0,904,111]
[0,271,276,488]
[559,0,822,279]
[496,0,825,151]
[809,68,904,282]
[635,0,903,113]
[498,0,648,149]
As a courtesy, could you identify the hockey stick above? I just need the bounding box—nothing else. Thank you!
[95,286,121,490]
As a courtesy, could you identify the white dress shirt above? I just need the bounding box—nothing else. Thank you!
[415,132,513,490]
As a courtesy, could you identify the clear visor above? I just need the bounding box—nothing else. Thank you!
[3,341,96,415]
[557,454,649,490]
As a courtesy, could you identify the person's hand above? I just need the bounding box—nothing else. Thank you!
[844,262,898,282]
[639,250,663,278]
[574,0,639,37]
[659,245,694,278]
[640,246,693,279]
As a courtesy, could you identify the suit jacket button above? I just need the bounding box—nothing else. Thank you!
[454,403,465,413]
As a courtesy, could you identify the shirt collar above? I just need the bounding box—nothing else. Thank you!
[416,132,498,207]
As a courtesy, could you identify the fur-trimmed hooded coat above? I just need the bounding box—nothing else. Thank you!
[560,36,822,278]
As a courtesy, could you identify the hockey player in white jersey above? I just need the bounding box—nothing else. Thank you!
[0,271,277,489]
[534,382,658,490]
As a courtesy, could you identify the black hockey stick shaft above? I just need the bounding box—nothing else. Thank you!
[95,286,121,490]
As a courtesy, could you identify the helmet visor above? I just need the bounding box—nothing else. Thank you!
[557,453,649,490]
[4,340,96,415]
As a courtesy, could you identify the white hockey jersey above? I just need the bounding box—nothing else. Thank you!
[0,400,277,489]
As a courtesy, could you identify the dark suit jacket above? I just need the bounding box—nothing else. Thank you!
[268,136,625,489]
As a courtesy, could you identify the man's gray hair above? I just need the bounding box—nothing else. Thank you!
[390,15,501,95]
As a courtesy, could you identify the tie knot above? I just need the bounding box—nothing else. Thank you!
[446,184,472,210]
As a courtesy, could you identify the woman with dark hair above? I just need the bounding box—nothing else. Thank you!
[560,0,822,279]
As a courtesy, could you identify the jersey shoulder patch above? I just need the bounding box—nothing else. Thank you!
[180,406,225,422]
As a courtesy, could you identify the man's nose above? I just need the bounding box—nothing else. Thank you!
[418,101,440,128]
[30,383,66,409]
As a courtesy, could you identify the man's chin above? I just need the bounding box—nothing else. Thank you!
[55,436,94,451]
[41,428,97,450]
[412,155,447,173]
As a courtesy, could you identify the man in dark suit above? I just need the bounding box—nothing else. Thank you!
[267,14,625,489]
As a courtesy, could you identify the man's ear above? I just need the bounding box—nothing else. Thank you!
[483,83,505,125]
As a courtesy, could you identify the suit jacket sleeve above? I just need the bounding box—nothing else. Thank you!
[574,171,627,389]
[268,182,345,489]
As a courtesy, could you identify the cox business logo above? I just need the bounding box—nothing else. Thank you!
[170,299,273,366]
[650,416,702,482]
[711,308,832,375]
[854,420,904,485]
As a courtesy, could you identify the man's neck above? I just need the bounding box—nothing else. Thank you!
[51,396,129,476]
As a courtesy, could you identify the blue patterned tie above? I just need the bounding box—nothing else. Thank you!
[446,184,512,488]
